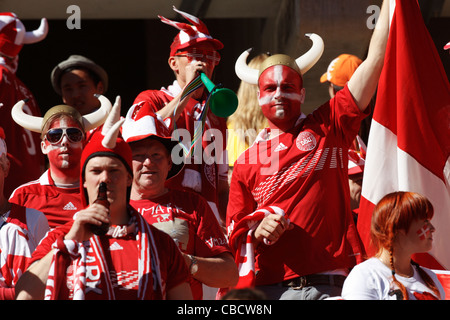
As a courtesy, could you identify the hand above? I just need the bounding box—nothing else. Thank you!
[185,60,208,84]
[65,203,110,242]
[253,213,293,246]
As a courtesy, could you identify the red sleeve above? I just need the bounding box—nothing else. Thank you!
[133,90,170,114]
[328,85,369,148]
[226,160,257,229]
[194,194,230,257]
[27,222,72,267]
[0,287,15,300]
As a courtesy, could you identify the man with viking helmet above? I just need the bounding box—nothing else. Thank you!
[16,99,192,300]
[0,13,48,197]
[226,0,390,299]
[131,6,228,227]
[8,95,111,229]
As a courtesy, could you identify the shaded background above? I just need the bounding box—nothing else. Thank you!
[2,0,449,116]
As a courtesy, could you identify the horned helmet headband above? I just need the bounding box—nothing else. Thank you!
[235,33,324,85]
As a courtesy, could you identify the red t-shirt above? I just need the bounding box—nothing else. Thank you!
[130,189,230,299]
[9,170,81,229]
[30,213,189,299]
[227,86,367,286]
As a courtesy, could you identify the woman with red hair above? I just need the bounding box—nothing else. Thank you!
[342,191,445,300]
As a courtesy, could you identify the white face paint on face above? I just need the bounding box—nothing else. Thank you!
[41,117,84,174]
[258,65,305,131]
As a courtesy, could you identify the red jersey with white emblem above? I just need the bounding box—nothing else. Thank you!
[9,170,81,229]
[0,65,45,197]
[130,188,230,299]
[133,81,228,221]
[227,86,366,286]
[30,216,188,300]
[0,204,49,299]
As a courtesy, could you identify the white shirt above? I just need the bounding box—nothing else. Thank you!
[342,257,445,300]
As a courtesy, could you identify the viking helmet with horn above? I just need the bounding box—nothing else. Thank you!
[11,95,112,138]
[79,96,132,207]
[0,12,48,58]
[235,33,324,85]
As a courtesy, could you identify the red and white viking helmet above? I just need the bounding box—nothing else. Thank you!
[445,42,450,52]
[80,96,132,207]
[235,33,324,85]
[159,6,223,56]
[11,94,112,134]
[0,12,48,58]
[348,135,366,176]
[121,102,184,180]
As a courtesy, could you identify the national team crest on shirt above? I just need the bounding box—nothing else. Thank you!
[296,131,317,151]
[204,162,216,187]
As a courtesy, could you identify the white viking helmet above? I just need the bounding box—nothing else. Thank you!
[11,95,112,134]
[235,33,324,85]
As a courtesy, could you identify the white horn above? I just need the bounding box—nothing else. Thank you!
[101,96,123,149]
[11,100,43,133]
[101,96,121,136]
[102,118,125,149]
[235,48,259,85]
[23,18,48,44]
[296,33,324,75]
[82,95,112,132]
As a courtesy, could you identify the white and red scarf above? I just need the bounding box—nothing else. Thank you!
[227,206,286,289]
[44,212,164,300]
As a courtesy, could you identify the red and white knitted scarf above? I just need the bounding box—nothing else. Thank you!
[44,213,164,300]
[227,206,286,288]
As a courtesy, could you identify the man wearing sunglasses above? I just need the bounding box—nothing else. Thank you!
[9,97,110,229]
[131,7,229,231]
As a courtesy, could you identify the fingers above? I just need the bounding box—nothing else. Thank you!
[67,204,110,241]
[187,60,208,76]
[254,214,291,245]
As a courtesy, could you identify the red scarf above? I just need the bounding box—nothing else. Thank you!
[44,212,164,300]
[227,206,286,289]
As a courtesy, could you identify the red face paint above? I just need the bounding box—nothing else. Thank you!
[43,117,84,174]
[416,224,431,241]
[258,65,304,131]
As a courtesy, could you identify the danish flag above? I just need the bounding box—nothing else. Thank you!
[357,0,450,270]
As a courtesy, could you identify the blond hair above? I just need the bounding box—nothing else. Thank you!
[227,53,269,146]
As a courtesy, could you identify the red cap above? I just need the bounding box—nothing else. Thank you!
[80,129,132,207]
[122,101,184,180]
[159,6,223,57]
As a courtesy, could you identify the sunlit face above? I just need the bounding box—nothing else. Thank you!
[169,42,217,99]
[83,156,132,206]
[258,65,305,131]
[41,116,84,172]
[61,69,104,115]
[131,138,172,195]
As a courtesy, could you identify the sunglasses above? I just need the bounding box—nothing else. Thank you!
[175,49,221,66]
[45,127,84,144]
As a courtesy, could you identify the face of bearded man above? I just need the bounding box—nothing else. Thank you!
[258,65,305,132]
